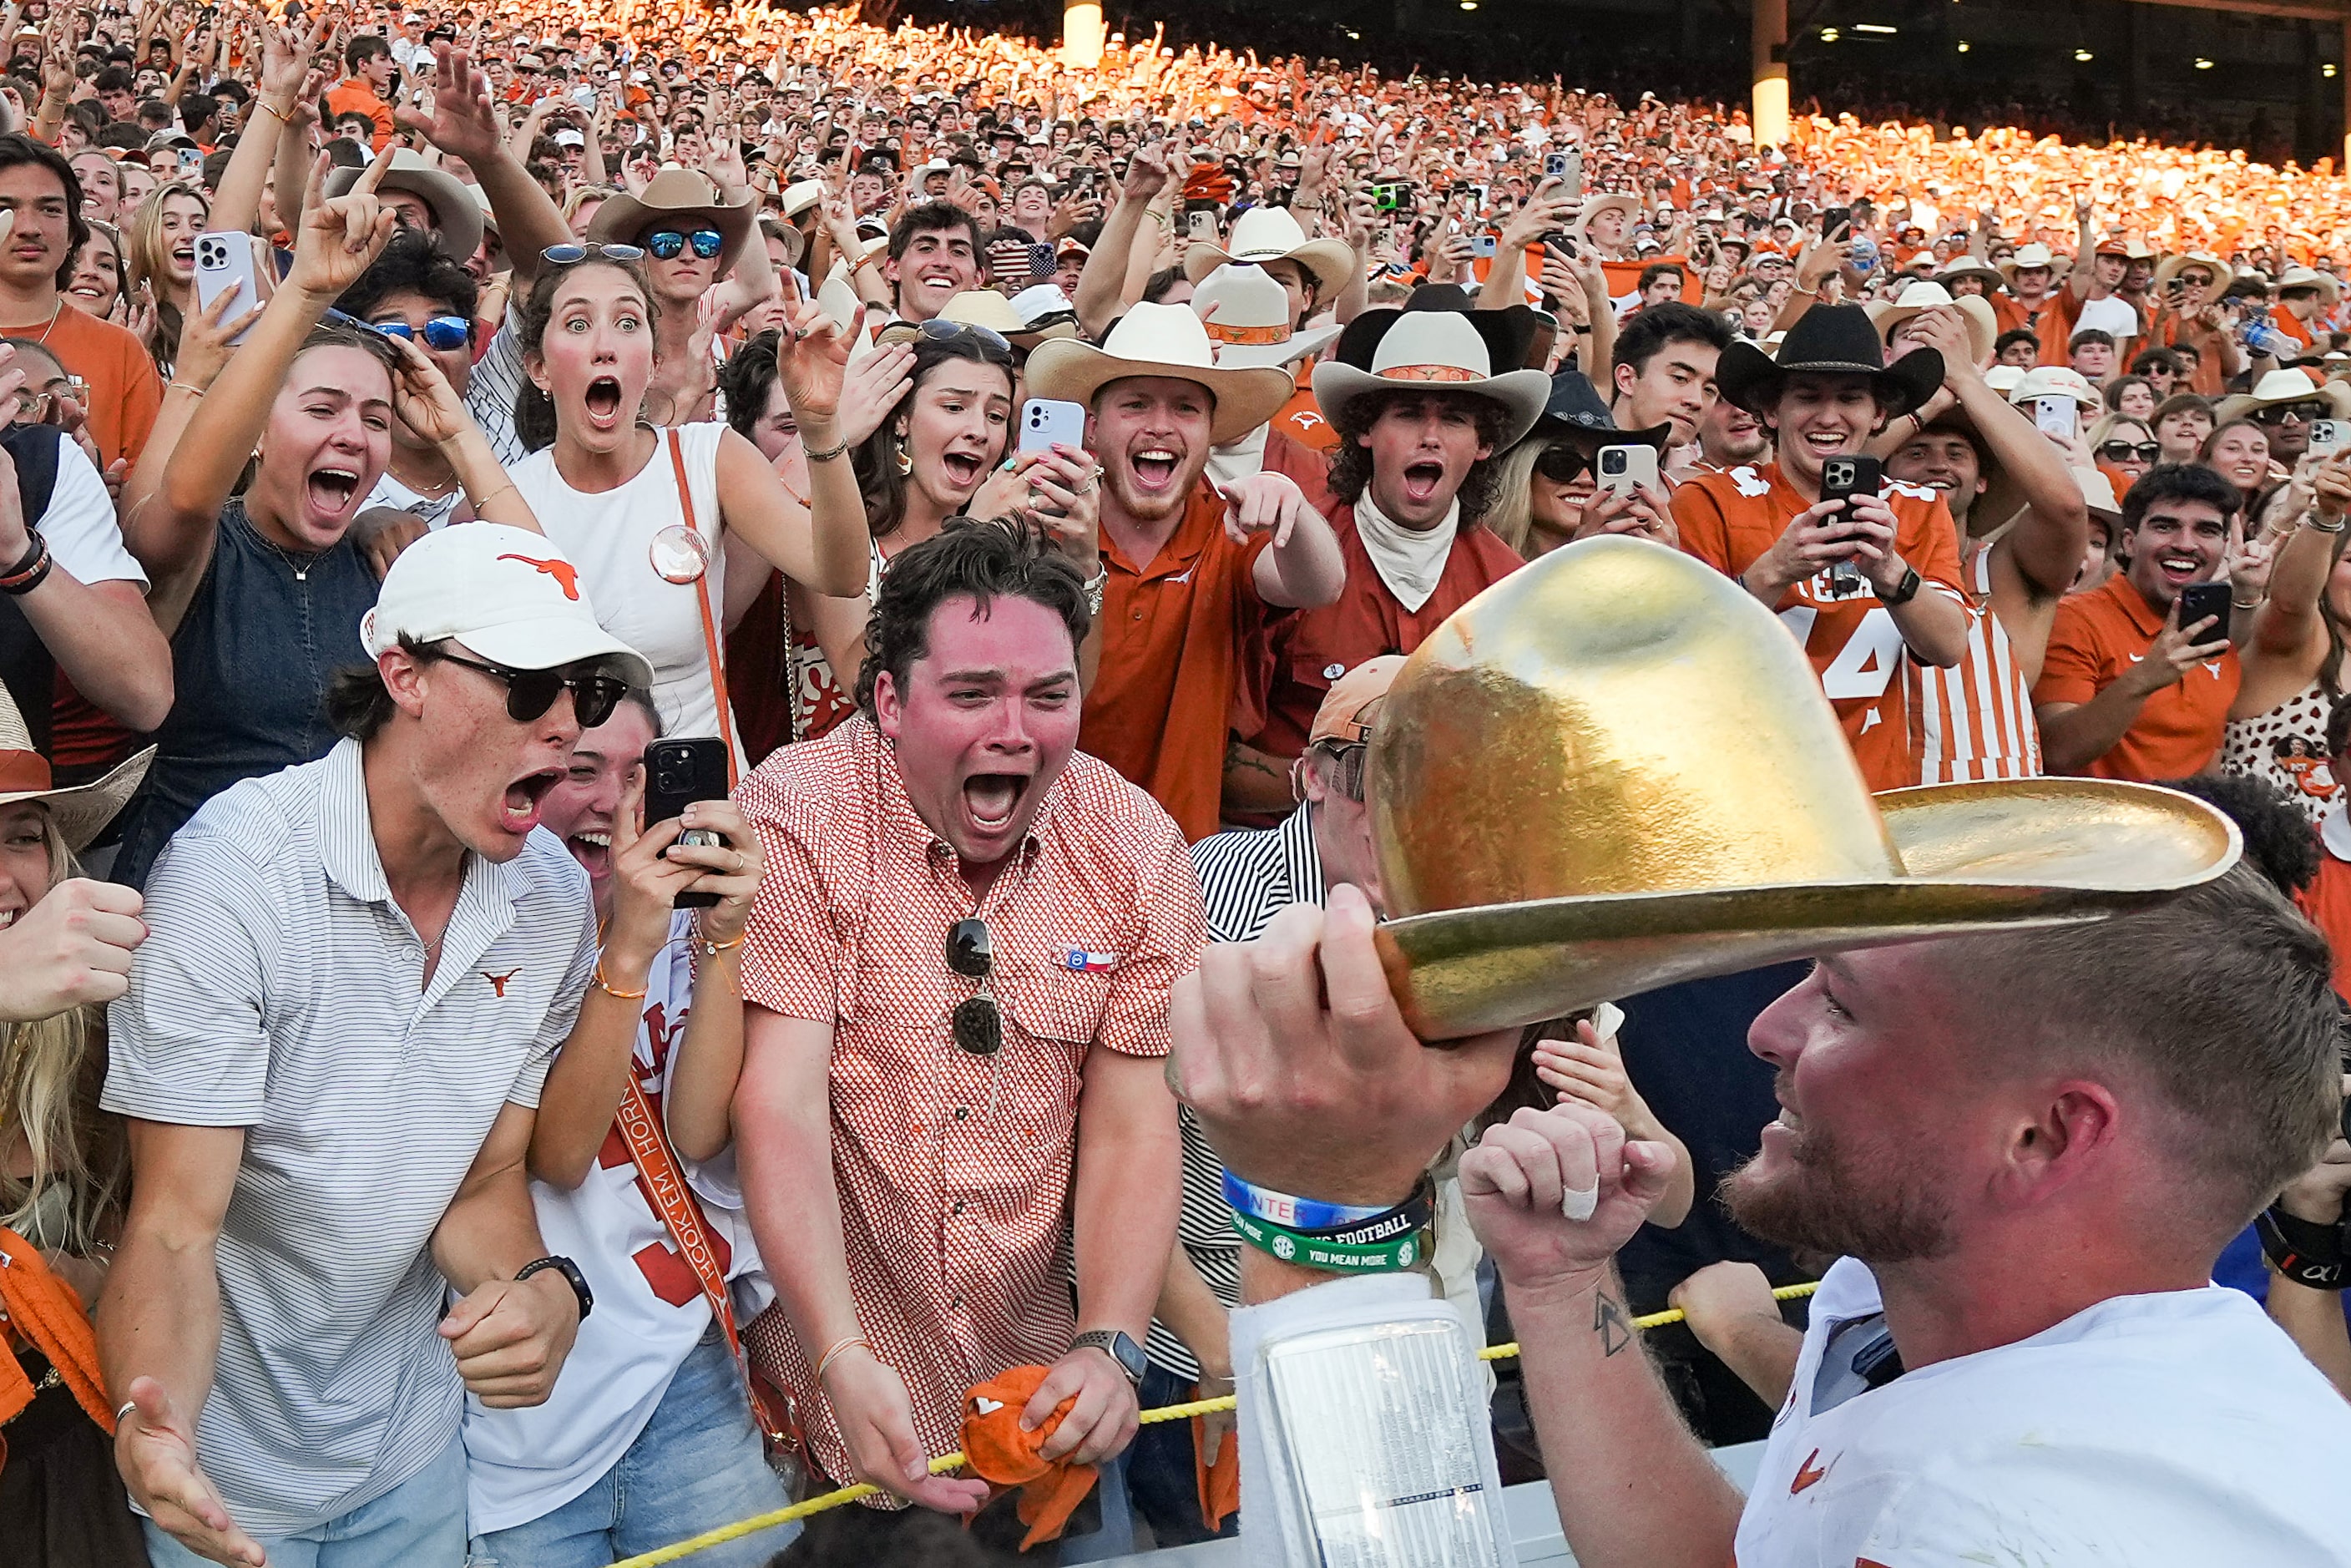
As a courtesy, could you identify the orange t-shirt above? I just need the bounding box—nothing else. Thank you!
[1079,481,1272,842]
[324,78,397,150]
[2295,833,2351,1003]
[2032,573,2240,781]
[1672,461,1965,792]
[22,303,162,469]
[2034,285,2085,366]
[2269,303,2317,351]
[1271,370,1336,455]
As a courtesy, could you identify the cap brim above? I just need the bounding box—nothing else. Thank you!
[464,616,655,690]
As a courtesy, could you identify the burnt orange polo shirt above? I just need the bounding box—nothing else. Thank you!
[1272,368,1337,456]
[1080,481,1272,842]
[2033,573,2239,781]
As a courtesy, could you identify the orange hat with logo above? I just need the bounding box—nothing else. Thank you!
[1308,655,1408,750]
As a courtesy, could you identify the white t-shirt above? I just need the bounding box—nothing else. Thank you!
[1735,1256,2351,1566]
[358,468,464,531]
[2075,293,2142,342]
[462,910,771,1533]
[44,437,145,589]
[509,422,731,744]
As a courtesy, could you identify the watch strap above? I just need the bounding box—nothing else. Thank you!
[2257,1206,2349,1290]
[1072,1328,1145,1386]
[1883,565,1922,606]
[516,1254,595,1322]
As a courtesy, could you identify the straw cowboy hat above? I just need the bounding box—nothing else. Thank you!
[1025,302,1296,444]
[1312,311,1552,449]
[1866,280,1998,368]
[1181,206,1357,299]
[780,178,829,220]
[1574,191,1639,239]
[324,149,483,262]
[2217,367,2351,424]
[587,164,756,276]
[1366,538,2241,1039]
[2278,266,2345,308]
[1716,303,1945,419]
[0,684,152,854]
[1190,262,1341,369]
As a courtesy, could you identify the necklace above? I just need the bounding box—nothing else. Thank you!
[33,298,61,346]
[258,532,325,583]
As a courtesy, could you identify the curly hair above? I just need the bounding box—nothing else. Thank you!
[511,253,660,454]
[856,516,1090,717]
[2158,772,2323,897]
[336,226,480,324]
[1324,387,1514,522]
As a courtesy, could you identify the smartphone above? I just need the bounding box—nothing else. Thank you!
[1557,148,1583,200]
[1186,207,1219,242]
[1471,232,1498,259]
[1595,443,1659,496]
[1821,205,1852,240]
[1019,397,1086,457]
[2176,581,2234,644]
[1543,150,1568,179]
[2309,418,2349,458]
[643,737,731,908]
[193,230,266,346]
[2033,396,2075,437]
[1026,240,1057,280]
[1818,453,1882,594]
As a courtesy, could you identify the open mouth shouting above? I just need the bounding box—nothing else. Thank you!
[501,767,564,837]
[940,448,985,488]
[1126,443,1183,496]
[565,826,614,879]
[583,376,625,432]
[1399,458,1449,508]
[306,462,362,518]
[960,767,1033,841]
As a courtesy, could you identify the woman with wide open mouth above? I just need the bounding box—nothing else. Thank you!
[508,248,873,761]
[120,178,206,375]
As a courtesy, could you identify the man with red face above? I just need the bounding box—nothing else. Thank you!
[731,520,1206,1561]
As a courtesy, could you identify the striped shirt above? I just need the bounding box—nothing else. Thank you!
[103,739,599,1535]
[468,316,529,470]
[1154,805,1325,1378]
[1909,541,2043,783]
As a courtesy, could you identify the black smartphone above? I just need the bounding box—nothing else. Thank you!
[1821,205,1852,240]
[643,736,731,909]
[1818,454,1882,595]
[2176,581,2234,645]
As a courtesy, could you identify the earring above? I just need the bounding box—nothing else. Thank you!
[895,442,913,476]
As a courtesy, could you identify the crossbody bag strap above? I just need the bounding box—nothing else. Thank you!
[668,427,741,786]
[614,1075,741,1356]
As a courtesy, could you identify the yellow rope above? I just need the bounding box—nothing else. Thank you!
[603,1280,1820,1568]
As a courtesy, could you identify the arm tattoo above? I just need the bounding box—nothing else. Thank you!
[1594,1289,1633,1357]
[1224,739,1282,781]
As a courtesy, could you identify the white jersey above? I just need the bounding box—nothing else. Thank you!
[1734,1257,2351,1566]
[462,912,773,1534]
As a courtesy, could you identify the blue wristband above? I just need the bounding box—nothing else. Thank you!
[1222,1169,1391,1234]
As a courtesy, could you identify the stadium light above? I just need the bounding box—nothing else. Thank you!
[1853,23,1896,33]
[2328,63,2341,77]
[2073,48,2093,61]
[1955,39,1969,52]
[2193,57,2214,68]
[1819,27,1840,40]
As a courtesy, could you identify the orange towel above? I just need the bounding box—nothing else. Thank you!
[959,1365,1100,1550]
[0,1226,116,1454]
[1192,1399,1240,1533]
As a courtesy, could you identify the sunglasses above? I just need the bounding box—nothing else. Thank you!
[541,241,646,266]
[2254,402,2333,426]
[945,917,1001,1056]
[913,317,1014,358]
[1534,442,1593,483]
[2098,439,2162,463]
[368,314,474,351]
[645,227,726,260]
[432,648,626,728]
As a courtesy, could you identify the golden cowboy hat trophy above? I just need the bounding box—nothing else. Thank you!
[1371,537,2241,1040]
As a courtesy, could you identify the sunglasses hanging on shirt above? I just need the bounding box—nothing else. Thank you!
[946,916,1003,1056]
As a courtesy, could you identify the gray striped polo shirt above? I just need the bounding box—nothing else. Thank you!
[104,738,599,1535]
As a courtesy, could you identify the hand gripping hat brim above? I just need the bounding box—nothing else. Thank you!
[1365,538,2242,1039]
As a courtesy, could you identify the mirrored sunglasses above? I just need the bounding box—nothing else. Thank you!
[645,227,726,260]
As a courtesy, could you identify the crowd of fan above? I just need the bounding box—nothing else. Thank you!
[1,1,2350,1565]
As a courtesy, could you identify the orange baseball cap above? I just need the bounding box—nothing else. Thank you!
[1307,655,1408,749]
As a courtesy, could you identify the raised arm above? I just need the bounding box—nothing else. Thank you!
[1231,471,1344,609]
[739,296,878,598]
[398,48,571,282]
[210,13,325,237]
[1075,141,1169,341]
[2248,458,2351,665]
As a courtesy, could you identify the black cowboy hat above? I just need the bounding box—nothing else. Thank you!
[1716,302,1944,419]
[1333,282,1544,377]
[1529,369,1671,452]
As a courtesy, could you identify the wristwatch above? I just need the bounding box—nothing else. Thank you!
[1881,565,1922,606]
[1072,1328,1147,1388]
[516,1255,594,1323]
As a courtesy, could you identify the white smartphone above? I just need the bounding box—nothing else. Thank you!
[1186,208,1219,243]
[2032,396,2075,437]
[2309,418,2349,458]
[1018,397,1086,457]
[1595,443,1660,496]
[193,230,269,346]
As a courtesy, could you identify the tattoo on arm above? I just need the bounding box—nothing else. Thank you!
[1224,739,1282,781]
[1594,1289,1633,1357]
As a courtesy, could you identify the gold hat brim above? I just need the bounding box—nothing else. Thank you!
[1373,777,2241,1040]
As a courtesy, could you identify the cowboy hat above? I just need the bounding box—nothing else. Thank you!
[1866,280,1998,368]
[2152,250,2227,299]
[1181,206,1357,299]
[1998,241,2057,278]
[324,149,483,262]
[2278,266,2344,307]
[2008,365,2100,407]
[586,164,756,276]
[1332,284,1544,379]
[1024,302,1295,444]
[1313,311,1552,449]
[1365,537,2241,1039]
[1716,303,1945,419]
[1933,257,2005,296]
[1528,368,1670,453]
[877,289,1026,345]
[2216,367,2351,424]
[1191,262,1341,369]
[1575,192,1638,238]
[780,178,829,220]
[0,684,152,855]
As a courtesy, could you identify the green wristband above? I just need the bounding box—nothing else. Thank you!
[1231,1206,1428,1272]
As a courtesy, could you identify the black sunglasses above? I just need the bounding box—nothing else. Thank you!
[2098,439,2162,463]
[432,649,626,728]
[645,227,726,260]
[2254,402,2332,426]
[1534,442,1593,484]
[945,917,1001,1055]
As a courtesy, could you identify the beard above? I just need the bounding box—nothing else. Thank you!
[1721,1108,1956,1265]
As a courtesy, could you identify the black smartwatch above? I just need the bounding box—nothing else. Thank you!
[1072,1328,1147,1388]
[516,1255,594,1322]
[1881,564,1922,606]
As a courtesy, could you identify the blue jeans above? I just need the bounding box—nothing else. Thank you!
[1118,1363,1238,1548]
[468,1327,796,1568]
[143,1429,468,1568]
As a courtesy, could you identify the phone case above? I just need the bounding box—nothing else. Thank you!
[1019,398,1086,456]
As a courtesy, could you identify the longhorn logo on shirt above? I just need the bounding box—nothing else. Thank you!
[498,554,583,600]
[482,969,520,997]
[1789,1448,1834,1495]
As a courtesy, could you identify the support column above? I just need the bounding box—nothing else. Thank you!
[1753,0,1790,149]
[1063,0,1105,67]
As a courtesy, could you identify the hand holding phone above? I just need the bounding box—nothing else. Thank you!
[644,737,731,909]
[1817,454,1883,594]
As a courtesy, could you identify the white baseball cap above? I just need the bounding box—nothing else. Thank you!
[360,524,655,687]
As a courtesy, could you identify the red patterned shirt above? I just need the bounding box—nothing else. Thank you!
[735,717,1207,1494]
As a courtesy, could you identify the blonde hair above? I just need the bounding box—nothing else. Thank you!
[0,812,126,1255]
[1482,438,1548,559]
[122,179,210,370]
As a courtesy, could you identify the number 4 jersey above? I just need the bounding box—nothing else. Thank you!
[1672,463,1963,792]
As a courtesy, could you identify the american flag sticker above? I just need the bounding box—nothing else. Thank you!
[1064,949,1118,974]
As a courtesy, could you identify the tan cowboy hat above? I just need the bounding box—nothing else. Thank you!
[324,149,483,262]
[1933,257,2005,296]
[586,164,756,275]
[1997,241,2057,278]
[1312,310,1552,448]
[1866,280,1997,368]
[780,178,829,220]
[2217,367,2351,424]
[1366,538,2239,1039]
[1181,206,1358,300]
[2152,250,2227,299]
[1191,262,1341,369]
[0,685,152,855]
[2278,266,2344,308]
[1025,302,1296,444]
[1574,192,1638,239]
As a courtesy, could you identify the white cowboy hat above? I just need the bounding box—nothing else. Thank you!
[2152,250,2228,300]
[813,260,882,365]
[2009,366,2099,407]
[1024,302,1297,444]
[2278,266,2344,307]
[1575,192,1639,239]
[1190,262,1341,369]
[324,149,483,262]
[780,178,829,220]
[1181,206,1358,300]
[1997,241,2057,279]
[2216,367,2351,424]
[1312,311,1552,448]
[0,684,152,854]
[1934,257,2005,296]
[1866,280,1998,368]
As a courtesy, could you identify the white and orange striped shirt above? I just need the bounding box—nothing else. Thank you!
[1909,542,2042,783]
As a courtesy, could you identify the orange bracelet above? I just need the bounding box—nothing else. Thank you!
[593,959,648,1000]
